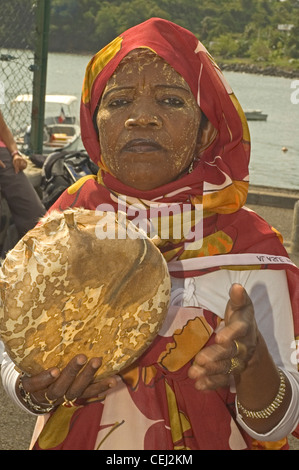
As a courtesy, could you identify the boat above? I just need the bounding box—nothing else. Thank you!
[11,94,81,154]
[244,109,268,121]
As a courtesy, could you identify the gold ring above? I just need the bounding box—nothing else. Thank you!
[62,394,78,407]
[233,339,240,356]
[227,357,241,374]
[44,391,57,406]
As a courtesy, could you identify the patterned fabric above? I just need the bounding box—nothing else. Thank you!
[34,306,253,450]
[32,18,299,450]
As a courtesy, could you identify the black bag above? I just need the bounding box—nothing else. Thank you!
[40,150,98,209]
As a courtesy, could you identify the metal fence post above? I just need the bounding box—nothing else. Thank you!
[30,0,51,155]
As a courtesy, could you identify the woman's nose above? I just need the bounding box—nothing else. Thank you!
[125,105,162,129]
[125,115,162,128]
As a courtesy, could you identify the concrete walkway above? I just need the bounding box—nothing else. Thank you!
[0,184,299,450]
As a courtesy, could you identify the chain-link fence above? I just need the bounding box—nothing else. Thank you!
[0,0,37,137]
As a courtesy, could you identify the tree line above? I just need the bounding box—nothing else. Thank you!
[2,0,299,64]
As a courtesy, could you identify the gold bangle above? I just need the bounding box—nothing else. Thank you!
[18,375,55,414]
[236,370,286,419]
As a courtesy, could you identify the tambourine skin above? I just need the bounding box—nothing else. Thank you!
[0,209,171,379]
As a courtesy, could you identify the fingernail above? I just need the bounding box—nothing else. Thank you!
[77,355,87,365]
[50,368,60,378]
[194,381,206,391]
[91,357,102,369]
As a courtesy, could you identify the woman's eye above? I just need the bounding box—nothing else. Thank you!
[161,97,184,107]
[109,98,130,107]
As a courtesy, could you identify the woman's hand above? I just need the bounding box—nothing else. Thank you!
[188,283,259,390]
[17,354,118,411]
[12,153,27,173]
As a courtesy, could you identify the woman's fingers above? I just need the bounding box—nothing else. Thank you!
[188,345,246,390]
[61,357,102,400]
[45,355,90,400]
[20,353,120,411]
[188,285,259,391]
[188,340,244,386]
[189,366,230,390]
[19,355,119,411]
[80,375,118,399]
[21,367,60,394]
[228,283,248,308]
[13,155,27,173]
[224,284,254,327]
[216,284,257,358]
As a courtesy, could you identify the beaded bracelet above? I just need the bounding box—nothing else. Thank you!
[236,370,286,419]
[18,376,55,414]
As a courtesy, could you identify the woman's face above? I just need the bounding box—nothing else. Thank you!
[96,50,202,191]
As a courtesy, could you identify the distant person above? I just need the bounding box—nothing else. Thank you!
[0,109,45,253]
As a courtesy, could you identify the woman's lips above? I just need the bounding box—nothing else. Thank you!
[122,139,163,153]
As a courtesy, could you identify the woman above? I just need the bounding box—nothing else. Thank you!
[2,18,299,450]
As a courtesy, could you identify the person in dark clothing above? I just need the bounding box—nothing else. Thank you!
[0,109,45,252]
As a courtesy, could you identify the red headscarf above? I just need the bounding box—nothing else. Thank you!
[80,17,250,214]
